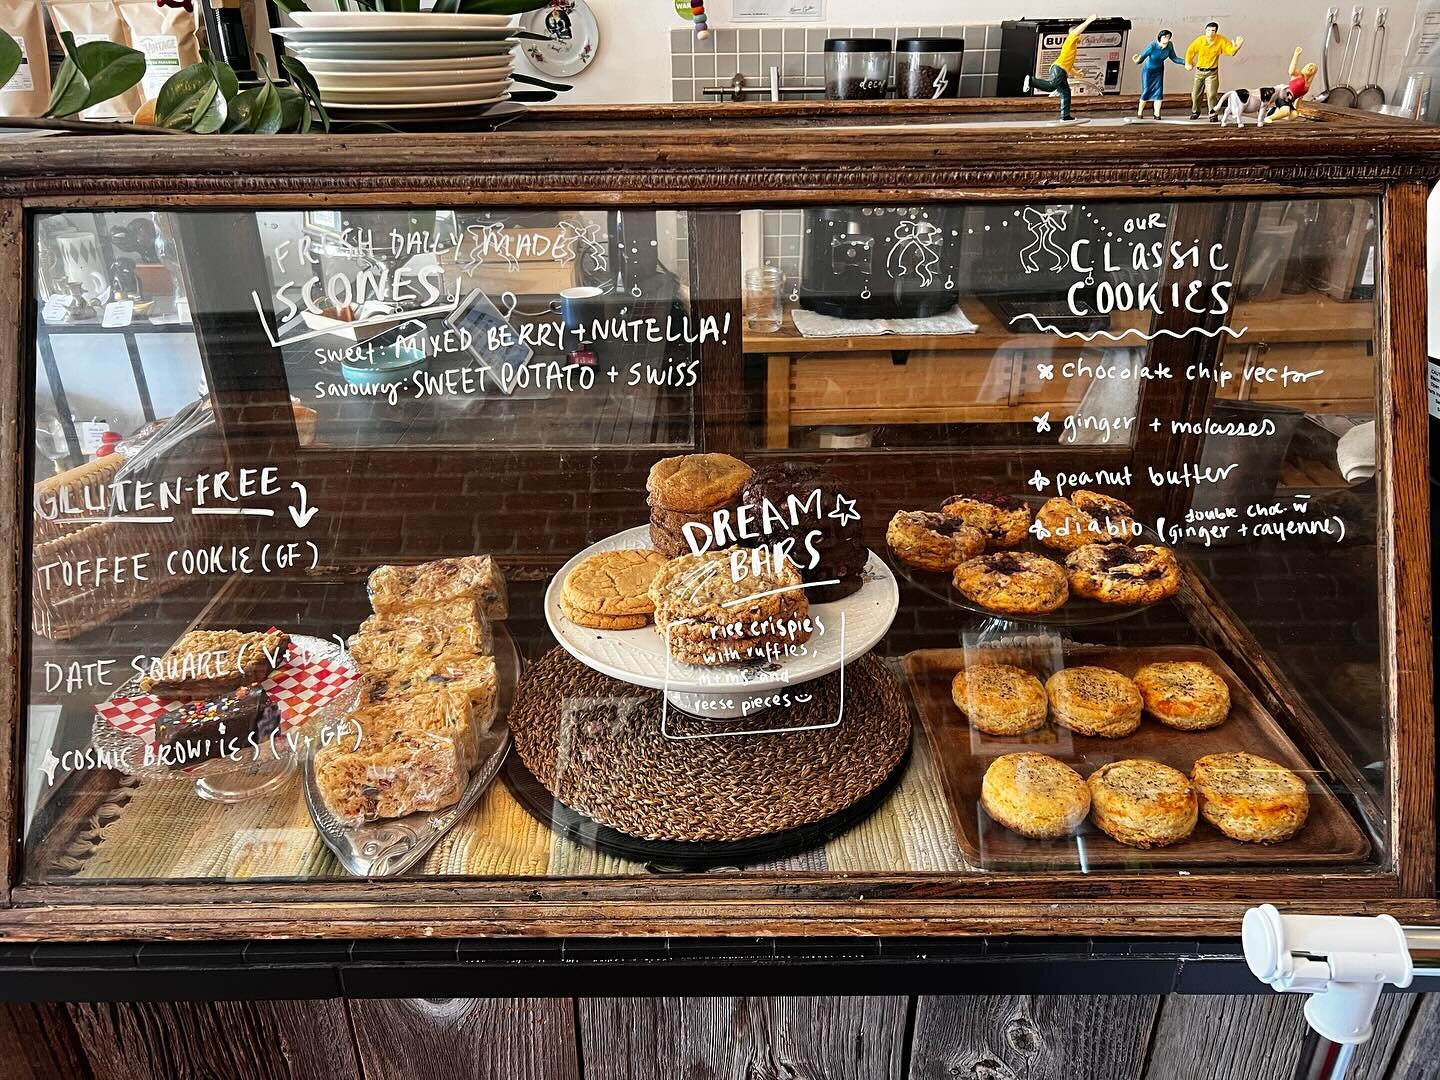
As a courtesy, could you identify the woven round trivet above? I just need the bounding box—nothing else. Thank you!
[508,647,910,843]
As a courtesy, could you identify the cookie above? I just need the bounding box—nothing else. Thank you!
[951,551,1068,615]
[650,551,803,628]
[980,752,1091,839]
[649,520,695,558]
[1045,666,1142,738]
[1066,544,1182,606]
[941,493,1032,548]
[1190,752,1309,843]
[1088,759,1198,848]
[646,453,752,513]
[559,594,650,631]
[740,462,857,536]
[1133,660,1230,730]
[886,510,986,572]
[951,663,1048,736]
[562,549,670,617]
[1034,491,1140,553]
[648,502,718,536]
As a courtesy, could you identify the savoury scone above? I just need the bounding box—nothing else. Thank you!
[1133,660,1231,730]
[562,548,669,619]
[1066,543,1182,606]
[646,453,753,513]
[941,493,1033,548]
[951,663,1049,736]
[887,510,986,572]
[981,752,1091,839]
[1087,759,1198,848]
[1045,666,1143,738]
[1034,490,1140,553]
[952,551,1068,615]
[1190,751,1310,843]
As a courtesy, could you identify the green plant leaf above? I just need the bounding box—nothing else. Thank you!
[398,0,422,10]
[0,30,21,90]
[512,72,572,92]
[73,40,146,109]
[280,54,330,133]
[226,82,283,134]
[277,86,311,133]
[200,49,240,102]
[432,0,464,11]
[269,0,312,11]
[44,33,91,119]
[155,61,227,133]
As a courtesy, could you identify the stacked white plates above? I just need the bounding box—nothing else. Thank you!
[279,12,516,116]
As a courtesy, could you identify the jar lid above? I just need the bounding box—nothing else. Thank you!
[824,37,892,52]
[896,37,965,53]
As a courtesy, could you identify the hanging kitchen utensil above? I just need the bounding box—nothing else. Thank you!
[1323,6,1365,108]
[1318,7,1339,97]
[1356,8,1388,109]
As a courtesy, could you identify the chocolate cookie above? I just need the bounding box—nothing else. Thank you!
[941,493,1033,549]
[951,551,1068,615]
[1034,491,1140,553]
[887,510,986,572]
[1065,543,1181,605]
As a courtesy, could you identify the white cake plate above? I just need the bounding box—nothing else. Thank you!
[544,525,899,719]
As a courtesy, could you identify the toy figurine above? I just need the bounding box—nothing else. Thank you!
[1185,20,1244,121]
[1261,47,1319,123]
[1133,29,1185,118]
[1024,13,1097,121]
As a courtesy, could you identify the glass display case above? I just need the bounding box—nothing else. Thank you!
[0,99,1434,942]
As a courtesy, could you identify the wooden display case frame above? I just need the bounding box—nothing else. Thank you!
[0,97,1433,943]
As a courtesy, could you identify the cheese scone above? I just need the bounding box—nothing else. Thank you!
[1190,751,1310,843]
[1046,666,1142,738]
[981,752,1091,839]
[1088,759,1198,848]
[1133,660,1230,731]
[951,663,1048,736]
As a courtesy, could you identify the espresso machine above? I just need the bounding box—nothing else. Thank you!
[798,206,963,319]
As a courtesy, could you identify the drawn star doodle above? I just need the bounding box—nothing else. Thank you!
[828,494,861,527]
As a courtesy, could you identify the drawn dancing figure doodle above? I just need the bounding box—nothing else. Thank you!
[1019,207,1071,273]
[886,220,941,286]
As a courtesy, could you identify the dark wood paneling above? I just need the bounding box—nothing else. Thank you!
[63,999,360,1080]
[1143,994,1309,1080]
[579,997,907,1080]
[908,995,1159,1080]
[0,1001,91,1080]
[0,197,24,904]
[348,998,579,1080]
[1387,993,1440,1079]
[1345,992,1418,1080]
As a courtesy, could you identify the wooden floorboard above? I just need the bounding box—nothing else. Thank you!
[1144,994,1310,1080]
[347,998,580,1080]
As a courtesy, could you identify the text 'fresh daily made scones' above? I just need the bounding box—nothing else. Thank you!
[1065,543,1181,606]
[1191,751,1310,843]
[887,510,985,573]
[1133,660,1230,730]
[981,752,1091,839]
[1045,666,1142,738]
[1034,490,1140,553]
[952,551,1068,615]
[951,663,1048,736]
[1087,758,1198,848]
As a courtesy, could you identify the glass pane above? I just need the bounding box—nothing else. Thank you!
[23,197,1385,883]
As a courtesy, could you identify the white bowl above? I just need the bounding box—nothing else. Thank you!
[290,12,511,30]
[319,79,511,106]
[311,66,512,91]
[275,26,516,44]
[285,41,515,61]
[301,54,513,76]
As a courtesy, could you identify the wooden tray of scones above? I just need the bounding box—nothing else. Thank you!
[902,645,1371,869]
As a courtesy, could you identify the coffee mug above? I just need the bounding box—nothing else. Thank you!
[549,285,606,341]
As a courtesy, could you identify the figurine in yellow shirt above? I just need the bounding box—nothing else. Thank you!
[1026,14,1097,121]
[1186,20,1244,120]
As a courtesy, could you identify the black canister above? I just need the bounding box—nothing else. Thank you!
[895,38,964,99]
[824,38,892,100]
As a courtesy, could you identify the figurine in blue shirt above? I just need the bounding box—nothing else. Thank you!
[1133,30,1185,119]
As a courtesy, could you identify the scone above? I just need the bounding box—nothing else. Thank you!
[646,453,752,513]
[1087,759,1198,848]
[1191,752,1310,843]
[1034,490,1140,553]
[981,752,1091,838]
[952,551,1068,615]
[951,663,1048,735]
[941,493,1032,548]
[562,548,669,628]
[1046,666,1142,738]
[1066,543,1181,605]
[1134,660,1230,730]
[887,510,986,572]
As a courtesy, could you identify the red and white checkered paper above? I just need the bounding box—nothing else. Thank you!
[94,640,358,744]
